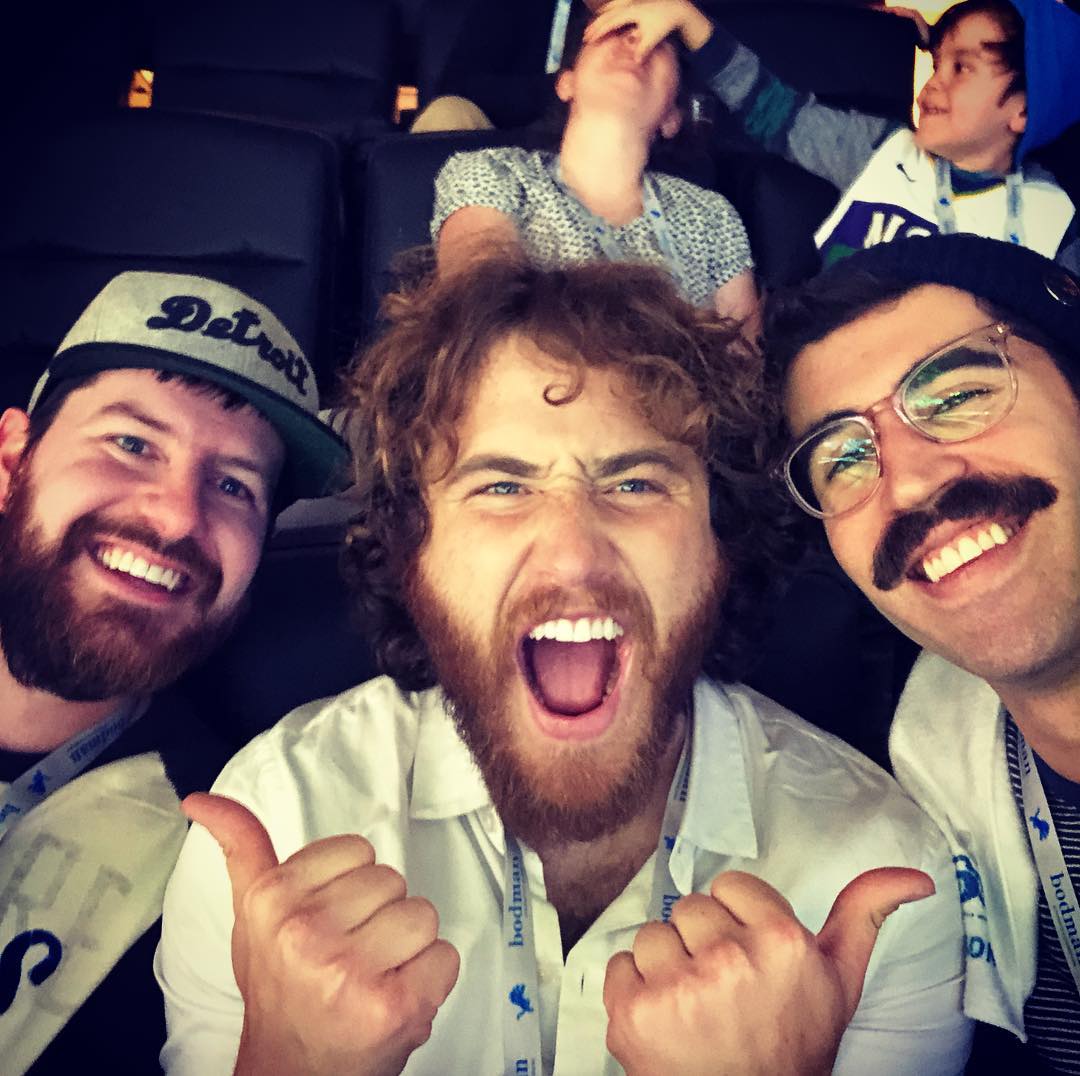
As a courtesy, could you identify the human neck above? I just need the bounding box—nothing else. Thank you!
[997,674,1080,783]
[534,715,687,951]
[942,143,1015,176]
[0,650,126,753]
[559,113,651,226]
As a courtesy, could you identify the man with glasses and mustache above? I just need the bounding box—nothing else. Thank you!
[768,233,1080,1070]
[0,271,348,1075]
[158,259,971,1074]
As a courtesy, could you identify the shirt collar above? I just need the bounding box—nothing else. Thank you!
[409,689,492,820]
[678,679,759,861]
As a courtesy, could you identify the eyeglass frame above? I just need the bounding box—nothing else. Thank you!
[781,321,1017,519]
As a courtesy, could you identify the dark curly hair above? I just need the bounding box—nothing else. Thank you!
[342,257,795,691]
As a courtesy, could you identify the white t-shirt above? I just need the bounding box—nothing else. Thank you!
[157,676,972,1074]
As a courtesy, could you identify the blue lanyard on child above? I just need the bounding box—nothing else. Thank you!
[500,744,692,1075]
[1015,725,1080,997]
[933,156,1025,247]
[0,698,146,844]
[552,158,690,297]
[546,0,573,73]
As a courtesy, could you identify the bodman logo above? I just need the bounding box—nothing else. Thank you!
[509,983,534,1020]
[0,930,63,1015]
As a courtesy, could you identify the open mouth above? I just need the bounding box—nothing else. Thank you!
[910,518,1021,584]
[93,542,189,594]
[520,616,625,717]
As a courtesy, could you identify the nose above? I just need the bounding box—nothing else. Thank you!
[876,413,969,513]
[530,488,619,588]
[135,467,208,545]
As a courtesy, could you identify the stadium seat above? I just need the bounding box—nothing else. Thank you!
[177,525,379,749]
[0,109,342,408]
[149,0,400,146]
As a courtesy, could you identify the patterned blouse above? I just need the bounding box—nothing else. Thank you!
[432,147,753,307]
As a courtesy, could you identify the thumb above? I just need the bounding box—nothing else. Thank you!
[182,792,279,914]
[817,867,935,1019]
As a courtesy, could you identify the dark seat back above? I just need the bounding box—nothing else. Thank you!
[177,527,379,750]
[150,0,399,145]
[0,109,341,407]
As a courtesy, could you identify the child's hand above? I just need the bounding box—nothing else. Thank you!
[586,0,715,60]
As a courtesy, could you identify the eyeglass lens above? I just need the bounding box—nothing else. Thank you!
[789,331,1013,517]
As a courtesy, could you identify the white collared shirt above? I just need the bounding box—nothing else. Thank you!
[156,677,971,1074]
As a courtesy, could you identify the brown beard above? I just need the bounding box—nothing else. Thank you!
[0,452,242,702]
[406,565,723,850]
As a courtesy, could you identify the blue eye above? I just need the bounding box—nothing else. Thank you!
[114,434,148,455]
[482,480,523,496]
[613,477,656,494]
[218,474,254,502]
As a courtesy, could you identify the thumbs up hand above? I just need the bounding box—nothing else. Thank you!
[603,867,934,1075]
[182,793,460,1076]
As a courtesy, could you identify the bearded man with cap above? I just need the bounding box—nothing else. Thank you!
[768,234,1080,1071]
[0,271,347,1075]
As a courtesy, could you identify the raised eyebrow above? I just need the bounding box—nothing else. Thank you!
[591,449,689,480]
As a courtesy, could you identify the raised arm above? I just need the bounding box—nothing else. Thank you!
[588,0,898,191]
[431,149,528,277]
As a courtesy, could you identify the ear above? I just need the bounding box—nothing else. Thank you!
[1008,93,1027,135]
[555,68,575,104]
[0,409,31,507]
[659,105,683,141]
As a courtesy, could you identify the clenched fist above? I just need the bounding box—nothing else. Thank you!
[184,793,460,1076]
[604,867,934,1075]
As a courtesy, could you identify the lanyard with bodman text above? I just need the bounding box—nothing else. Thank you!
[552,158,691,298]
[1015,724,1080,998]
[933,156,1024,247]
[500,743,692,1076]
[0,698,147,844]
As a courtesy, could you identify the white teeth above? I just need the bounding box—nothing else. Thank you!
[96,546,184,592]
[921,522,1017,583]
[957,536,981,564]
[528,616,625,642]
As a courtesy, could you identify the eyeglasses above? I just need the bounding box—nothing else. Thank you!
[783,322,1017,519]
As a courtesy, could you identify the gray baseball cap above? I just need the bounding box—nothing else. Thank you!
[29,271,350,503]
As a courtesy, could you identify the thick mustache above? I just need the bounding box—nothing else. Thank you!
[62,512,223,608]
[871,475,1058,591]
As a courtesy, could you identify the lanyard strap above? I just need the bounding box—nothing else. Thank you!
[932,156,1025,247]
[551,158,690,296]
[545,0,573,74]
[501,744,692,1075]
[1016,727,1080,996]
[0,698,146,843]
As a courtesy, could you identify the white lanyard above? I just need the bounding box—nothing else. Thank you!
[545,0,573,74]
[1015,726,1080,996]
[932,156,1025,247]
[552,159,689,297]
[0,698,146,843]
[500,744,692,1075]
